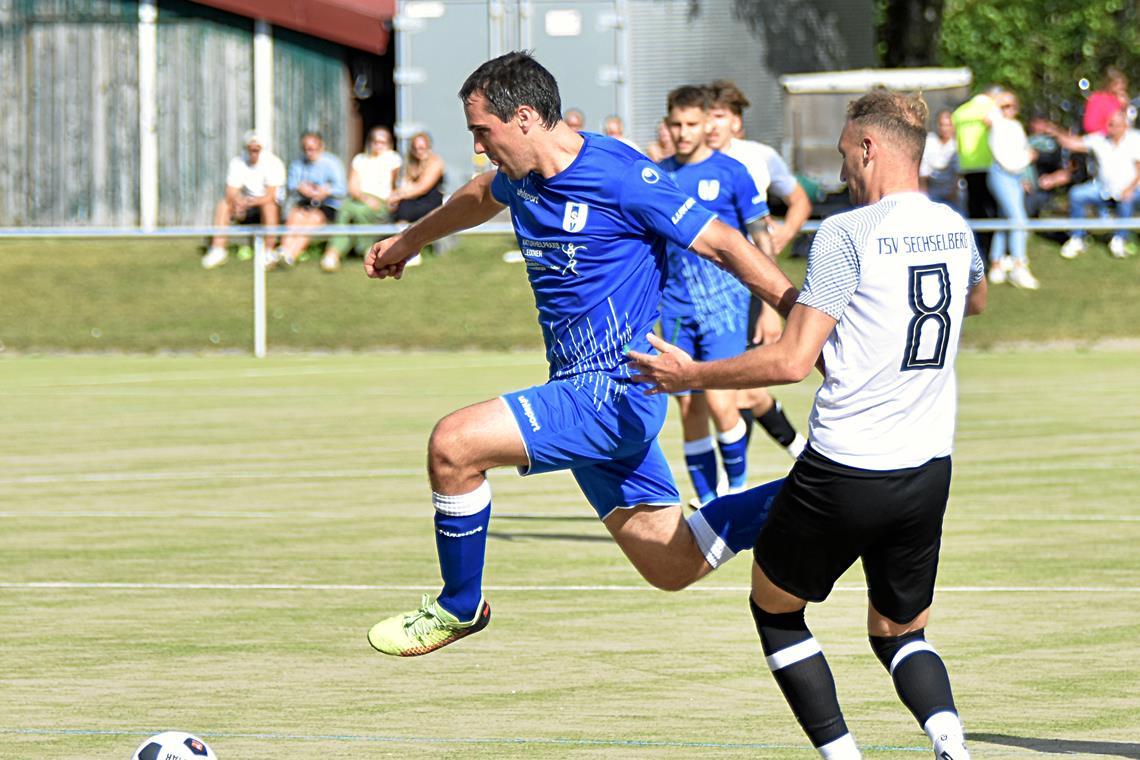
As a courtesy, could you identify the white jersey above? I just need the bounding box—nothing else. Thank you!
[225,151,286,203]
[723,138,799,201]
[797,192,985,470]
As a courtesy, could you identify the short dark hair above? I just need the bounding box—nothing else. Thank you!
[458,51,562,130]
[666,85,709,114]
[846,89,928,163]
[706,80,750,116]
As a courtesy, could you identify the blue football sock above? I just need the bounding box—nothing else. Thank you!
[684,436,719,504]
[687,477,784,566]
[433,481,492,621]
[717,419,749,490]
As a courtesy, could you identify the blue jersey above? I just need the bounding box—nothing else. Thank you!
[658,151,769,334]
[491,133,715,391]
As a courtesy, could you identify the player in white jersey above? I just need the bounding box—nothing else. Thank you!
[706,81,812,461]
[631,89,987,760]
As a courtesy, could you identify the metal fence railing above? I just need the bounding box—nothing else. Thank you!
[1,217,1135,356]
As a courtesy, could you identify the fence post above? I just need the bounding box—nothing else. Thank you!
[253,235,267,358]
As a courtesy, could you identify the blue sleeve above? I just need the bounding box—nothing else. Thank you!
[287,160,301,193]
[619,160,715,249]
[490,171,512,205]
[327,157,347,199]
[731,163,769,225]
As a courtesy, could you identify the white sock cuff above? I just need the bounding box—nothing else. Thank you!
[685,509,736,568]
[683,436,716,456]
[818,732,861,760]
[923,710,964,743]
[716,419,748,444]
[432,480,492,517]
[766,637,823,671]
[890,640,938,675]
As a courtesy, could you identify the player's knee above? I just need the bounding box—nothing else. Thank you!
[427,417,469,478]
[636,564,694,592]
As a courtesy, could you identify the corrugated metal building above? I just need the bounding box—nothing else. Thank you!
[1,0,876,226]
[396,0,876,193]
[0,0,394,226]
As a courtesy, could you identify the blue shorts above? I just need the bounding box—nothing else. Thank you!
[501,373,680,520]
[659,314,747,396]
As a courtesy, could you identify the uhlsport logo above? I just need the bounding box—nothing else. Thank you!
[697,178,721,201]
[671,197,696,225]
[641,166,660,184]
[562,202,589,232]
[517,395,541,431]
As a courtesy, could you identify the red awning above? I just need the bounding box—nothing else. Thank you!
[191,0,395,54]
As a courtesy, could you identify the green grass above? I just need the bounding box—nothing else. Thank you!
[0,350,1137,759]
[1,233,1138,353]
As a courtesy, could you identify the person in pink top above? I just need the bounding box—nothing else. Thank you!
[1083,67,1129,136]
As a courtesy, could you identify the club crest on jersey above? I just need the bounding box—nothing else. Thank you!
[641,166,660,184]
[697,179,721,201]
[562,202,589,233]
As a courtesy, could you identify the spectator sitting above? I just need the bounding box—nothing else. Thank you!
[603,115,641,152]
[268,131,346,270]
[563,108,585,132]
[320,126,402,273]
[919,109,962,211]
[1049,110,1140,259]
[389,131,445,226]
[987,91,1039,289]
[645,118,675,163]
[202,130,285,269]
[1083,67,1130,136]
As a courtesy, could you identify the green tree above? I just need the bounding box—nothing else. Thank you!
[938,0,1140,121]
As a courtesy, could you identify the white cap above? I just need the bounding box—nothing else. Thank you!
[243,129,266,148]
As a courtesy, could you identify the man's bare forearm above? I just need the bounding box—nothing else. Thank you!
[399,173,502,251]
[693,220,798,317]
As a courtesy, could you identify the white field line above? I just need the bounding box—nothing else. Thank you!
[0,468,422,485]
[12,357,544,388]
[0,581,1136,593]
[0,507,1135,523]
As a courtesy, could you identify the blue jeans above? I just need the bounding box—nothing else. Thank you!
[1068,181,1136,242]
[987,165,1029,264]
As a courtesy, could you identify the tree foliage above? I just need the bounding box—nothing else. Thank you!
[937,0,1140,122]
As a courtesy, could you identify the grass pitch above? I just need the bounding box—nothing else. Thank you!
[0,350,1137,759]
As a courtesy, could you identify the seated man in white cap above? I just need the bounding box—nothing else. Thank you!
[202,130,287,269]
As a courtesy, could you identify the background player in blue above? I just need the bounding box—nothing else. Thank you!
[658,85,775,505]
[362,51,799,657]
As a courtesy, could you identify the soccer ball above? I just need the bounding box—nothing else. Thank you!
[131,731,217,760]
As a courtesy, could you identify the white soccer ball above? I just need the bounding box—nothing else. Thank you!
[131,731,217,760]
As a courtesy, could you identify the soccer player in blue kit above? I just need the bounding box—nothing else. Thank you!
[363,51,798,656]
[658,85,775,505]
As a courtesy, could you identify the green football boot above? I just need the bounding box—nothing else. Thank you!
[368,594,491,656]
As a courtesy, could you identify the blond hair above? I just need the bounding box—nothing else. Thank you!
[846,89,928,163]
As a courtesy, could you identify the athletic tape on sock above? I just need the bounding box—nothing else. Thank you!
[889,640,938,675]
[766,637,823,671]
[432,480,492,517]
[683,436,716,456]
[716,418,748,444]
[685,509,736,568]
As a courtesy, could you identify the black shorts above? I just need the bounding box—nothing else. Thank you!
[755,446,952,624]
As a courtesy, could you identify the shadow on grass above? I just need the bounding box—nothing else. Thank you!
[488,531,609,543]
[972,733,1140,758]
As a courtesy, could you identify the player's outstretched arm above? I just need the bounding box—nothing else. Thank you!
[630,304,834,393]
[690,219,799,317]
[364,172,504,279]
